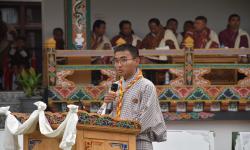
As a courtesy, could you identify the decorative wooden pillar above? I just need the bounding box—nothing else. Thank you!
[184,36,194,85]
[66,0,91,49]
[45,38,57,86]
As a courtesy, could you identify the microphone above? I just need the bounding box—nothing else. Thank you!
[105,83,118,114]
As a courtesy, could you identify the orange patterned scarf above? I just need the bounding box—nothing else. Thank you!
[116,69,143,118]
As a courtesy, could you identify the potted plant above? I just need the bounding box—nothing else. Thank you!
[18,67,42,113]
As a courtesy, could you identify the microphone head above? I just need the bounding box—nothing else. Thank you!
[111,83,118,92]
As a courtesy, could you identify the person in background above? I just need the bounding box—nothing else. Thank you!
[181,20,194,38]
[9,37,30,69]
[111,20,142,49]
[53,27,65,50]
[53,27,66,64]
[91,20,112,50]
[180,20,194,48]
[219,14,250,67]
[91,20,112,85]
[184,16,219,49]
[141,18,170,85]
[165,18,182,49]
[219,14,249,49]
[142,18,165,50]
[9,37,30,90]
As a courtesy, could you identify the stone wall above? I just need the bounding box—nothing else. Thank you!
[0,91,24,128]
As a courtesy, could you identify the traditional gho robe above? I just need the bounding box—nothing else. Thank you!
[91,33,112,50]
[91,33,112,85]
[141,28,170,85]
[91,32,112,64]
[110,69,167,150]
[164,29,180,49]
[111,33,142,48]
[193,27,219,49]
[141,28,165,50]
[176,33,183,46]
[219,28,250,48]
[141,28,168,60]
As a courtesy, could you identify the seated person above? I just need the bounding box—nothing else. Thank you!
[142,18,165,50]
[164,18,182,49]
[91,20,111,51]
[181,20,194,38]
[53,27,66,64]
[141,18,170,85]
[53,27,65,50]
[219,14,250,63]
[184,16,219,49]
[111,20,142,49]
[219,14,249,48]
[91,20,112,85]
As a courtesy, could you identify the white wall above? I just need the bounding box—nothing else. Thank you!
[42,0,65,41]
[91,0,250,39]
[167,120,250,150]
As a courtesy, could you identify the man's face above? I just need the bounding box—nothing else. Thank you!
[54,31,63,41]
[114,50,139,78]
[167,21,178,32]
[121,23,132,36]
[184,22,194,32]
[149,23,160,35]
[194,20,206,31]
[95,24,106,36]
[228,17,240,30]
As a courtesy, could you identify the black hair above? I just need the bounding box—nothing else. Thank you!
[119,20,134,34]
[53,27,63,35]
[93,19,106,32]
[148,18,161,26]
[114,44,139,58]
[228,13,240,21]
[195,16,207,24]
[119,20,131,30]
[167,18,178,25]
[184,20,194,26]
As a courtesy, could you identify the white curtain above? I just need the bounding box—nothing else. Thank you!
[235,132,250,150]
[0,101,79,150]
[153,130,215,150]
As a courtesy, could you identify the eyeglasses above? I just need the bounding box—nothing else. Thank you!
[112,58,135,65]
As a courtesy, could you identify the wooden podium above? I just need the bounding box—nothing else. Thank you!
[76,125,139,150]
[22,112,141,150]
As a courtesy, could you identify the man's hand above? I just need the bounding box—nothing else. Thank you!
[104,91,117,104]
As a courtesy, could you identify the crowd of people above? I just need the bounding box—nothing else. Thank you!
[0,11,34,90]
[91,14,250,51]
[90,14,250,85]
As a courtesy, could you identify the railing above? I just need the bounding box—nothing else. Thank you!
[46,48,250,121]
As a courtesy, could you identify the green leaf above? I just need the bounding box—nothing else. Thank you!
[29,67,36,77]
[17,67,42,97]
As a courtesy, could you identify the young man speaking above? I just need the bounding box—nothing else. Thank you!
[104,44,167,150]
